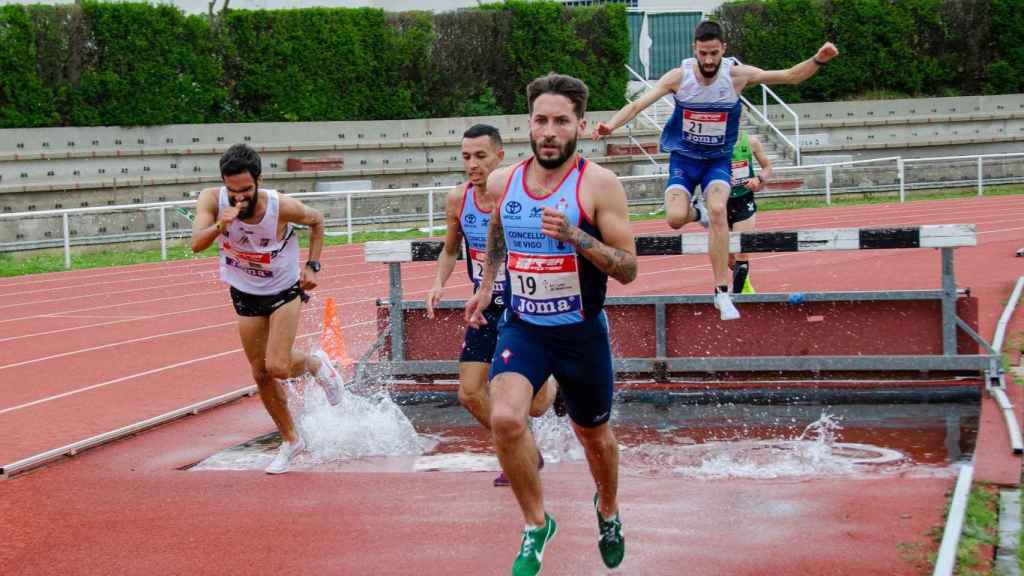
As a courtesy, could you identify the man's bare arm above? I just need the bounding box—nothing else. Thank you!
[567,226,637,284]
[735,42,839,89]
[541,169,637,284]
[750,135,773,183]
[190,188,224,253]
[593,68,681,139]
[432,186,466,288]
[280,195,325,262]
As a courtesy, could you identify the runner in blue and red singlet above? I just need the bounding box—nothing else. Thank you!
[465,73,638,576]
[425,124,557,487]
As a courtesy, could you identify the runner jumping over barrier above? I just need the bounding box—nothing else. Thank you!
[593,19,838,320]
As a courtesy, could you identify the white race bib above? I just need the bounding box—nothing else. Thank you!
[507,252,582,317]
[731,159,751,186]
[683,110,727,146]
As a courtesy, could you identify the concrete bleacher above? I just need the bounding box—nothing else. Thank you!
[0,111,673,214]
[1,94,1022,251]
[759,94,1024,159]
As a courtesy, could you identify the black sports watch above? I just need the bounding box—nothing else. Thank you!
[305,260,321,273]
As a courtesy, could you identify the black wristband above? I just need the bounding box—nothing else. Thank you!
[305,260,321,273]
[813,58,827,66]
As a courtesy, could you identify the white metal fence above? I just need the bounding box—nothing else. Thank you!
[1,151,1022,268]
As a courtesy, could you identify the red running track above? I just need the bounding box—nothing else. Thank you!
[1,194,1022,465]
[0,194,1022,575]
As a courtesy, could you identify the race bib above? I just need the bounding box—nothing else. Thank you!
[223,241,275,278]
[683,109,727,146]
[468,247,506,303]
[507,252,582,317]
[731,159,752,186]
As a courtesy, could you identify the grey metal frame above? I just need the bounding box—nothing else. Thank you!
[376,248,997,379]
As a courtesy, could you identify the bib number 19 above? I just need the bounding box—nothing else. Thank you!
[517,275,537,296]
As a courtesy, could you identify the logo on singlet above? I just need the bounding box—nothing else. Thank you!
[505,201,522,215]
[465,213,477,225]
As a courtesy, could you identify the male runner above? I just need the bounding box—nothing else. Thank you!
[191,143,343,475]
[425,124,557,487]
[466,73,637,575]
[594,20,837,320]
[728,129,773,293]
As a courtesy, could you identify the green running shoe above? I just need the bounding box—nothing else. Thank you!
[512,513,557,576]
[594,493,625,568]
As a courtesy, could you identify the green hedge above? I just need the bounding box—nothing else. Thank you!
[717,0,1024,102]
[0,5,59,127]
[0,1,629,128]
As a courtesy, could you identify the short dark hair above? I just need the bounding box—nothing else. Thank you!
[694,20,723,43]
[220,143,261,181]
[526,73,589,118]
[463,124,503,148]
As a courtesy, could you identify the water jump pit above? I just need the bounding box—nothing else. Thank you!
[188,383,977,480]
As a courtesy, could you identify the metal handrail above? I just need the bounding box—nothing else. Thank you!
[758,84,802,165]
[738,94,799,165]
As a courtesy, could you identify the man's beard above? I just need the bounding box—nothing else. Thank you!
[231,189,259,220]
[531,135,578,170]
[699,60,721,79]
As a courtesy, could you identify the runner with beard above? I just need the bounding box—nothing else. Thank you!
[594,20,837,320]
[191,143,343,475]
[465,73,637,576]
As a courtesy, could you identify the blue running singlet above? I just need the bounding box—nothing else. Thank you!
[498,157,607,326]
[659,57,743,160]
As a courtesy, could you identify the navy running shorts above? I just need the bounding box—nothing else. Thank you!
[460,305,504,363]
[727,190,757,228]
[489,311,614,428]
[667,152,733,197]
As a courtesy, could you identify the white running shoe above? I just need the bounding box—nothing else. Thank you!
[312,349,343,406]
[714,290,740,321]
[691,192,710,229]
[265,437,306,475]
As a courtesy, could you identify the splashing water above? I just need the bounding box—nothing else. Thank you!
[286,376,429,463]
[532,409,584,463]
[624,412,906,480]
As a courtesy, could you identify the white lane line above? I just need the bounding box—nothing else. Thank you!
[0,257,436,311]
[0,265,440,325]
[0,302,232,343]
[36,314,149,320]
[0,248,371,293]
[0,319,379,415]
[0,316,377,374]
[0,349,244,415]
[0,321,238,371]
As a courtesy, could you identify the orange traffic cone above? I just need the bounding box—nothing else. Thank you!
[319,297,353,369]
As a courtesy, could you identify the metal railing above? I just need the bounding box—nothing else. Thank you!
[756,85,802,165]
[2,151,1023,267]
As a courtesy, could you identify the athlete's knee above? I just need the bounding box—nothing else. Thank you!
[250,363,272,385]
[264,358,291,381]
[577,422,616,451]
[491,405,528,441]
[458,385,486,409]
[706,200,728,225]
[665,208,689,230]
